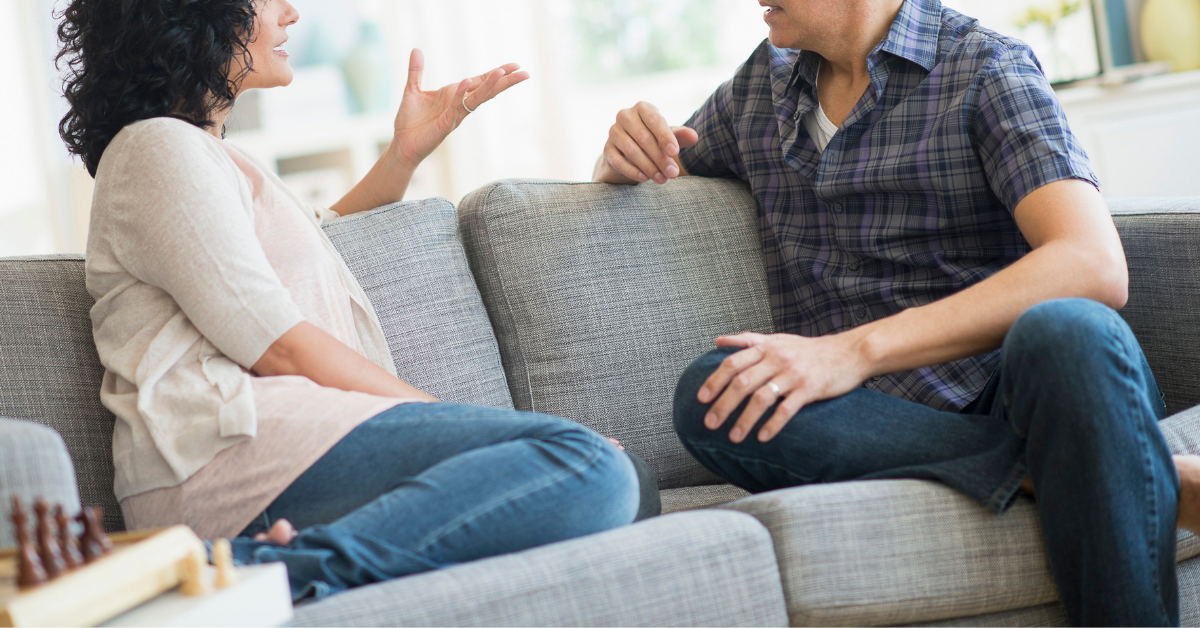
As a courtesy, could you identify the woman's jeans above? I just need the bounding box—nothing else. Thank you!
[229,403,641,601]
[674,299,1179,627]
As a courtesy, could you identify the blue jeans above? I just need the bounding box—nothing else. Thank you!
[674,299,1178,626]
[229,402,641,601]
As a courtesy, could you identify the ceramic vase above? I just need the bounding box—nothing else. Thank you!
[342,22,393,114]
[1141,0,1200,72]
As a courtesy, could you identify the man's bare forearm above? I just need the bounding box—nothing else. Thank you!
[853,239,1126,378]
[851,180,1127,377]
[330,141,418,217]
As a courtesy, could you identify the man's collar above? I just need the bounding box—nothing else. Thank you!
[787,0,942,90]
[787,51,822,92]
[876,0,942,72]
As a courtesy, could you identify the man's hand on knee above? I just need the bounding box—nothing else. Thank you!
[696,331,874,444]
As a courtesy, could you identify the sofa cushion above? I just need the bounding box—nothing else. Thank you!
[458,178,775,489]
[0,418,83,549]
[1111,197,1200,414]
[718,476,1200,627]
[915,551,1200,627]
[292,509,787,627]
[323,199,512,408]
[660,483,750,515]
[0,256,122,532]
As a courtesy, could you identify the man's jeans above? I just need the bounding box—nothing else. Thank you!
[229,403,641,601]
[674,298,1179,626]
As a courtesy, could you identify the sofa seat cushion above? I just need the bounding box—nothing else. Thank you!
[660,483,751,514]
[323,199,512,407]
[457,179,776,489]
[914,551,1200,627]
[719,471,1200,627]
[292,510,788,627]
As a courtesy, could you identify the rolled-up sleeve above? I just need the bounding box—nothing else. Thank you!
[100,121,304,368]
[972,46,1099,214]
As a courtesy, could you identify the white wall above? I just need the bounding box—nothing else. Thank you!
[0,0,57,256]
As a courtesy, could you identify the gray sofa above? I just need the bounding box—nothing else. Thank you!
[2,178,1200,626]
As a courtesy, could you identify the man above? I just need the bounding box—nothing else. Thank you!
[594,0,1200,624]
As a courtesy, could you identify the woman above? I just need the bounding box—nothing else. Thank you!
[58,0,645,601]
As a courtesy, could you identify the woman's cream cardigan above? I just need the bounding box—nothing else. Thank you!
[86,118,396,502]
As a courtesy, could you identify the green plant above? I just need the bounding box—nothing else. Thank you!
[1015,0,1085,80]
[573,0,720,81]
[1016,0,1084,30]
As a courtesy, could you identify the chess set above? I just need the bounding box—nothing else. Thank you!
[1,497,237,627]
[10,498,112,589]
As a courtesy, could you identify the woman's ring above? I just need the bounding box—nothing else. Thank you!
[463,95,476,114]
[766,381,782,397]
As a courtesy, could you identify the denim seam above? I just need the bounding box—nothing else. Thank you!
[410,435,609,555]
[1106,312,1170,624]
[986,457,1028,513]
[687,442,820,485]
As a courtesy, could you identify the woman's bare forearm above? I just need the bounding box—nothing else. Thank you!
[330,141,417,217]
[253,322,436,401]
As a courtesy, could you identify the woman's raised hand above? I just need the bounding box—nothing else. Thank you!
[391,48,530,168]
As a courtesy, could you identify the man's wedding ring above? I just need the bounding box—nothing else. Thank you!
[463,95,476,114]
[766,381,782,397]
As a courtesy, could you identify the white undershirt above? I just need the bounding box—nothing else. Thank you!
[802,72,840,153]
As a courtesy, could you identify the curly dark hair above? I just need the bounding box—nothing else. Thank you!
[56,0,258,176]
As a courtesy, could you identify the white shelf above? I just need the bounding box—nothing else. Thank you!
[1056,70,1200,198]
[1056,68,1200,106]
[227,113,395,181]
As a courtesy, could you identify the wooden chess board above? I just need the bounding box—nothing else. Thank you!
[0,526,209,627]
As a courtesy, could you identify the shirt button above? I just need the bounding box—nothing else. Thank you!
[848,260,861,271]
[873,376,883,382]
[855,308,867,320]
[831,203,843,214]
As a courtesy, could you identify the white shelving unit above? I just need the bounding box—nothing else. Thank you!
[1058,69,1200,197]
[226,112,455,208]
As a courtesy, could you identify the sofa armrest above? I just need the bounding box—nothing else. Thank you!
[1111,197,1200,414]
[0,418,82,549]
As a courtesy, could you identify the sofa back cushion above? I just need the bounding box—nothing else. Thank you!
[458,178,776,489]
[1111,197,1200,415]
[0,255,123,531]
[0,197,509,533]
[324,198,512,408]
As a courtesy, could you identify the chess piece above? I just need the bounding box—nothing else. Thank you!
[33,499,66,578]
[212,538,237,588]
[11,497,47,589]
[55,504,84,569]
[76,506,112,563]
[179,547,211,596]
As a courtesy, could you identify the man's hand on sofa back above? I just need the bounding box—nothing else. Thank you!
[593,101,696,185]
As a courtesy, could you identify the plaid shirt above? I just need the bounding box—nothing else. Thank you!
[679,0,1097,411]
